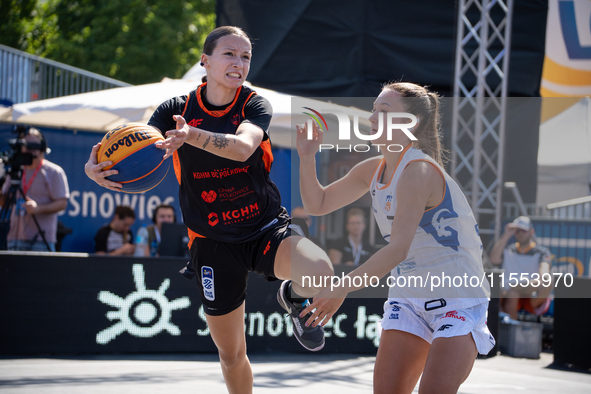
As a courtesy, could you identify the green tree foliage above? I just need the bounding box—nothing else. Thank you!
[4,0,216,85]
[0,0,38,49]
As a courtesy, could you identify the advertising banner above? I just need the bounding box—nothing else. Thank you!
[542,0,591,97]
[0,125,291,253]
[0,254,385,355]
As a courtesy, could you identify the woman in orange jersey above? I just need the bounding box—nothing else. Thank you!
[85,26,332,394]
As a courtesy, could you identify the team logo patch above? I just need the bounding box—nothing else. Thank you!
[431,209,454,237]
[439,310,466,321]
[202,266,215,301]
[419,187,460,251]
[396,261,416,275]
[188,118,203,127]
[263,240,272,255]
[201,190,217,203]
[208,212,219,227]
[385,195,393,212]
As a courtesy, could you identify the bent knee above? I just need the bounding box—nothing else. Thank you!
[218,347,247,369]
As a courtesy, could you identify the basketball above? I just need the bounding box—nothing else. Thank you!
[97,123,170,193]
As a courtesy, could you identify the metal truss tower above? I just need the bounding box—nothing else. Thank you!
[451,0,514,243]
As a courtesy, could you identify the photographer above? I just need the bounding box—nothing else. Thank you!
[0,127,69,252]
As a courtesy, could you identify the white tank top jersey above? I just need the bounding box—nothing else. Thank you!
[370,146,490,312]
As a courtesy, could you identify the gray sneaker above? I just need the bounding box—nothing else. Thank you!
[277,280,325,351]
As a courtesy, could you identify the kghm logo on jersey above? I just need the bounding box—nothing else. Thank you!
[202,266,215,301]
[385,195,393,212]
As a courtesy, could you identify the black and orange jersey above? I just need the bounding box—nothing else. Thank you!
[149,83,284,244]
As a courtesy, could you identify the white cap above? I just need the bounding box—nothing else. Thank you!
[512,216,532,231]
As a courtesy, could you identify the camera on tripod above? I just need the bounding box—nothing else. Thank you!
[0,125,36,182]
[0,124,54,251]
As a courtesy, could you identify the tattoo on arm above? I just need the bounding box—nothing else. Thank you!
[196,132,201,142]
[202,135,211,149]
[213,134,229,149]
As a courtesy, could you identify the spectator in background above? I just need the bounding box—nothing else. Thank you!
[94,205,135,255]
[134,204,176,257]
[328,208,377,266]
[0,127,69,252]
[489,216,554,320]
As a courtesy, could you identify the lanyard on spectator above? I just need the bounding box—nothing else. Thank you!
[348,235,362,265]
[22,160,43,195]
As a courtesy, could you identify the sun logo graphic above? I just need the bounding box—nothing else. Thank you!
[96,264,190,345]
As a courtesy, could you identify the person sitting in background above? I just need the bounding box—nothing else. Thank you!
[134,204,176,257]
[0,127,69,252]
[489,216,554,320]
[94,205,135,255]
[328,208,377,266]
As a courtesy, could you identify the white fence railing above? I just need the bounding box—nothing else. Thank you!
[546,195,591,220]
[0,44,131,105]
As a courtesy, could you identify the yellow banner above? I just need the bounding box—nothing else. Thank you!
[541,0,591,97]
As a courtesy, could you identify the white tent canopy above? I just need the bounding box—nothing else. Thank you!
[537,97,591,206]
[10,78,200,132]
[4,65,370,149]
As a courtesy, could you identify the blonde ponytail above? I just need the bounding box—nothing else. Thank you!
[382,83,448,168]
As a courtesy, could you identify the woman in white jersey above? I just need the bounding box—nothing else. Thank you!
[298,82,494,394]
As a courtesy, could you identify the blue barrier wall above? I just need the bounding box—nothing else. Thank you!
[0,125,291,253]
[533,220,591,278]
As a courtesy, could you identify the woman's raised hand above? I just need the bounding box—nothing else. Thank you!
[296,120,323,158]
[156,115,190,160]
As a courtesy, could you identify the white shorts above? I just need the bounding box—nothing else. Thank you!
[381,300,496,355]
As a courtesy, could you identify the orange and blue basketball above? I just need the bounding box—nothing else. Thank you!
[97,123,170,193]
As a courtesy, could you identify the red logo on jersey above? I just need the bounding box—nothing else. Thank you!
[440,310,465,321]
[231,113,240,126]
[215,202,260,225]
[222,203,259,222]
[208,212,219,227]
[263,240,271,255]
[202,190,217,203]
[188,119,203,127]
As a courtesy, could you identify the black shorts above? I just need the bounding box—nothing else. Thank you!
[188,213,301,316]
